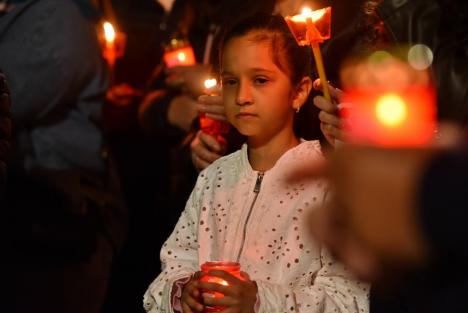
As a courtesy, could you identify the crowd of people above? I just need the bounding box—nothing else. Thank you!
[0,0,467,312]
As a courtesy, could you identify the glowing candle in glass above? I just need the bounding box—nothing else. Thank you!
[199,79,230,143]
[164,39,196,68]
[200,262,242,313]
[285,7,332,102]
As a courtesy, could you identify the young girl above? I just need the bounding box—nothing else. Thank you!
[144,15,369,313]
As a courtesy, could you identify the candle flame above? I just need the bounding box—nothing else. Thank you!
[103,22,116,43]
[204,78,217,89]
[376,94,408,127]
[291,7,327,23]
[177,52,187,62]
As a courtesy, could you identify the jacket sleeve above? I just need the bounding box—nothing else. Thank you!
[143,174,204,313]
[255,248,369,313]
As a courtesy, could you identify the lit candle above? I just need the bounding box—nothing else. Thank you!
[200,262,242,313]
[100,21,126,85]
[164,39,196,68]
[285,7,332,102]
[199,79,230,143]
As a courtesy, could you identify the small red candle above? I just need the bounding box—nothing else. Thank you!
[164,39,196,68]
[199,79,230,144]
[100,21,126,85]
[200,261,242,313]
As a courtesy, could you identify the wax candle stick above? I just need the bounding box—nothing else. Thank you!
[199,79,230,144]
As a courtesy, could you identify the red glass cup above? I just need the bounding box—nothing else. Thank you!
[200,262,242,312]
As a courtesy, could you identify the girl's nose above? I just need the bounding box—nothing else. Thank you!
[236,81,253,106]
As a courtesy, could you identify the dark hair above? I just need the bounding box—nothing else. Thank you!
[218,14,311,86]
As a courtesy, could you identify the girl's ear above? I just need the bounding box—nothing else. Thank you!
[292,77,313,112]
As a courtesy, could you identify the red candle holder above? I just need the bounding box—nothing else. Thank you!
[164,39,196,68]
[199,79,230,144]
[284,7,332,46]
[200,261,242,313]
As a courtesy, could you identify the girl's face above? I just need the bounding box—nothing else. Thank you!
[221,33,298,141]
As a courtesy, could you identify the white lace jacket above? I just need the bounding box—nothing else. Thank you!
[144,141,369,313]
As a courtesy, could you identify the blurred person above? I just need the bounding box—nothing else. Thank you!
[0,0,125,312]
[144,14,368,313]
[304,143,468,313]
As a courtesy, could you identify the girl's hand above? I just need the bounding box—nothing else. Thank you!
[190,131,226,171]
[181,272,205,313]
[199,270,258,313]
[312,79,346,147]
[197,95,228,122]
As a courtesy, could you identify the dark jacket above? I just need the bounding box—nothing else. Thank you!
[0,70,11,198]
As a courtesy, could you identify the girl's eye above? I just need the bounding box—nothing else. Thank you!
[222,78,237,86]
[254,77,269,85]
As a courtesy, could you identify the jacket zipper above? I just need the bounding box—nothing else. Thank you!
[236,172,265,262]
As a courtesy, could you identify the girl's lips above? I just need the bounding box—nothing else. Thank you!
[236,112,258,119]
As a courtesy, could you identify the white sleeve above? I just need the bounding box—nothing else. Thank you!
[256,248,369,313]
[143,175,204,313]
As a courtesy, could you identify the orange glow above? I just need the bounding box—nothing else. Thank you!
[285,6,332,45]
[342,87,436,147]
[163,46,196,68]
[288,7,327,23]
[204,78,217,90]
[103,22,116,43]
[375,94,408,127]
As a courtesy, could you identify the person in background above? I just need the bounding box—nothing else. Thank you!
[0,0,125,312]
[0,70,10,199]
[305,142,468,313]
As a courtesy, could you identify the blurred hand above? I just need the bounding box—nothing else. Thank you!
[297,146,434,281]
[168,95,199,131]
[191,130,226,171]
[197,95,227,122]
[106,83,142,107]
[166,65,211,98]
[198,270,257,313]
[181,271,204,313]
[312,79,347,146]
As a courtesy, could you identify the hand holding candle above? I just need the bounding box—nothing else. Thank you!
[199,79,230,144]
[197,262,257,313]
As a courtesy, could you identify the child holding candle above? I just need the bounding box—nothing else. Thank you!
[144,14,369,313]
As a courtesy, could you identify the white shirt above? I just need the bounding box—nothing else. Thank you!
[144,141,369,313]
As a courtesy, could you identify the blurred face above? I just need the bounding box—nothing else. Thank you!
[221,33,297,141]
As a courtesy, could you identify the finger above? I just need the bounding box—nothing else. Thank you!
[185,295,204,312]
[192,142,222,164]
[193,271,205,280]
[202,294,238,307]
[313,95,337,114]
[240,271,251,281]
[198,95,224,107]
[318,111,341,128]
[321,123,336,147]
[313,79,343,100]
[182,301,193,313]
[196,281,231,295]
[199,132,222,152]
[205,112,228,122]
[193,155,212,171]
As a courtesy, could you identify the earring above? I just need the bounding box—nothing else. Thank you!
[296,106,301,113]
